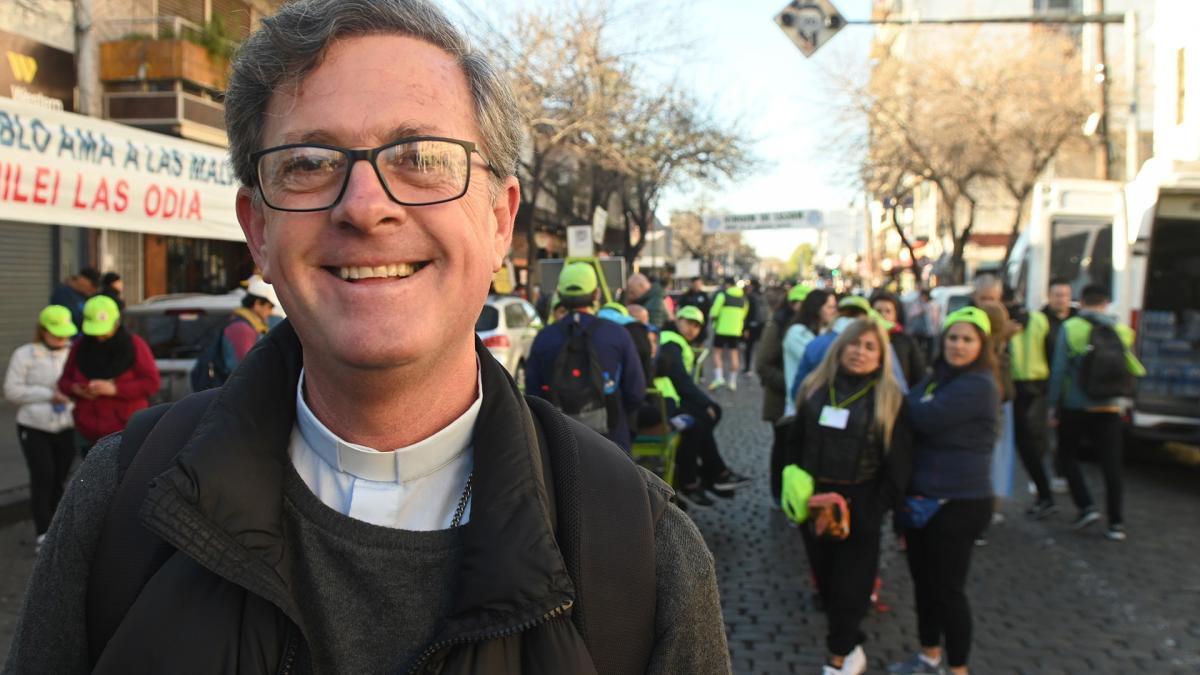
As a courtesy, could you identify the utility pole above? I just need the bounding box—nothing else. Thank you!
[74,0,99,117]
[1087,0,1112,179]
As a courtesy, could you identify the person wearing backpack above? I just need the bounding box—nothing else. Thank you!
[190,277,277,392]
[5,4,727,673]
[1047,284,1146,541]
[526,262,646,453]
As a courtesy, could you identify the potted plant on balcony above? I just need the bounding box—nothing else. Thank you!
[101,17,237,92]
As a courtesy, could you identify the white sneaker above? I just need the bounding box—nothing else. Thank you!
[728,379,738,391]
[1051,477,1069,494]
[841,645,867,675]
[707,378,725,391]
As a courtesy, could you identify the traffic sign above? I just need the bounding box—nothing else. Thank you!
[775,0,846,58]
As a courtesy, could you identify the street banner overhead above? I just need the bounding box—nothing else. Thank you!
[0,95,243,241]
[704,209,824,232]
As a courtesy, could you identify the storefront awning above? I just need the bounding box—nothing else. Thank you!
[0,95,243,241]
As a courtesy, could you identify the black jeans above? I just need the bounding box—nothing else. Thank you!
[1013,381,1053,503]
[1057,409,1123,524]
[769,420,787,501]
[675,401,728,488]
[905,497,992,668]
[801,481,884,657]
[17,425,76,535]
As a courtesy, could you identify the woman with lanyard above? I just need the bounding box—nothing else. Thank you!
[889,306,999,675]
[784,318,912,675]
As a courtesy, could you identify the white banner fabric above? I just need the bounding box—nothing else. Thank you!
[0,95,243,241]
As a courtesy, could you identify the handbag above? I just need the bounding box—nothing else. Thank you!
[807,492,851,540]
[899,495,946,529]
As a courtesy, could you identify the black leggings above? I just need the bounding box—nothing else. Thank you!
[904,497,992,668]
[675,401,728,487]
[801,481,884,657]
[17,425,76,535]
[1013,381,1053,502]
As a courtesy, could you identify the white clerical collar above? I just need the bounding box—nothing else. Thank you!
[294,365,482,483]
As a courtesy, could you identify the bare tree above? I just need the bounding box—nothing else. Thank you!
[840,33,1088,282]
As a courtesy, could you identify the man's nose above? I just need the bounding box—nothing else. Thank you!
[330,159,402,231]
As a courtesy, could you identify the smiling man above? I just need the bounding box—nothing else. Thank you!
[3,2,728,674]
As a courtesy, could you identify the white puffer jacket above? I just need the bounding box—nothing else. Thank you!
[4,342,74,433]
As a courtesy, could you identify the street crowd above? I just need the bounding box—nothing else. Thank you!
[0,1,1148,673]
[524,264,1143,675]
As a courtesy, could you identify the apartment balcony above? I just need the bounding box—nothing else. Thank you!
[98,17,234,146]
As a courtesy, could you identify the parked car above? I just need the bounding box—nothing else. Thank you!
[123,289,284,403]
[476,295,542,386]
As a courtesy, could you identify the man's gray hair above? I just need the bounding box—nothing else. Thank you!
[973,273,1002,294]
[224,0,521,195]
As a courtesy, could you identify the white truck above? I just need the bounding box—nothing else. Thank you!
[1113,158,1200,443]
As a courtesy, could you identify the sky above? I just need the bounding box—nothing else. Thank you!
[448,0,877,259]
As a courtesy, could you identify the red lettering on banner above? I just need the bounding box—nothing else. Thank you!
[143,184,202,220]
[32,168,52,205]
[72,175,87,209]
[114,180,129,212]
[51,170,61,205]
[12,166,29,203]
[144,184,161,216]
[91,179,110,211]
[186,191,201,219]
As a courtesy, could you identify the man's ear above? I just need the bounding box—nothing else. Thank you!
[236,186,272,282]
[490,176,520,271]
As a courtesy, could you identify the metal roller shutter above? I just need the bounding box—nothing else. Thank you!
[0,222,54,375]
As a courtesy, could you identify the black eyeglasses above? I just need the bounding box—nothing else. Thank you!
[250,136,499,212]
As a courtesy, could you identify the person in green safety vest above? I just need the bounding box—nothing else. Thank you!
[659,306,751,508]
[1007,301,1058,520]
[707,278,751,392]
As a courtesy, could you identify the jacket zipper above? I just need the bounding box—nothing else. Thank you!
[277,625,300,675]
[406,600,573,674]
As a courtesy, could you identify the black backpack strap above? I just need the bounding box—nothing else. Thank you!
[86,389,219,664]
[525,395,667,675]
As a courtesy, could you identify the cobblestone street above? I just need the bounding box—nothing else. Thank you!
[695,376,1200,674]
[1,377,1199,672]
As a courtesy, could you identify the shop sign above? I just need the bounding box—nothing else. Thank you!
[0,95,243,241]
[0,30,75,112]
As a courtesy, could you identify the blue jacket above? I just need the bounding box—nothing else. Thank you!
[525,311,646,451]
[906,367,999,500]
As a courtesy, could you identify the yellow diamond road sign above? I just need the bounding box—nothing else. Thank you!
[775,0,846,58]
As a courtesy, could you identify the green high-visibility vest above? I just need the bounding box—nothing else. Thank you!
[1010,310,1051,381]
[653,330,694,406]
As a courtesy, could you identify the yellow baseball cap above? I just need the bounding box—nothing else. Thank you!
[676,305,705,324]
[838,295,872,313]
[557,262,598,297]
[787,284,812,303]
[39,305,78,338]
[82,295,121,336]
[943,306,992,336]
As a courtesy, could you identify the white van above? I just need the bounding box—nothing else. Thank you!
[1005,179,1123,312]
[1113,158,1200,443]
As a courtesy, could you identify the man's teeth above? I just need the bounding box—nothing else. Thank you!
[337,263,421,280]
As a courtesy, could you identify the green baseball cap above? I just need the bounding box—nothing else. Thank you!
[676,305,705,324]
[82,295,120,336]
[781,464,815,524]
[838,295,872,314]
[39,305,78,338]
[787,284,812,303]
[943,306,992,336]
[557,262,598,297]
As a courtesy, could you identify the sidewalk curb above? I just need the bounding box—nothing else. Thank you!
[0,485,30,529]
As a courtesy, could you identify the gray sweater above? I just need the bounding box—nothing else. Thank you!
[4,435,732,674]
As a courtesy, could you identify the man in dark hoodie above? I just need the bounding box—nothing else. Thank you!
[626,272,670,328]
